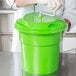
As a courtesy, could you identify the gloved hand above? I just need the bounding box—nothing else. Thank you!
[6,0,18,10]
[6,0,14,6]
[38,0,63,11]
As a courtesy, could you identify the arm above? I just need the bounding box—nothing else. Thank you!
[6,0,38,10]
[63,0,76,31]
[15,0,37,7]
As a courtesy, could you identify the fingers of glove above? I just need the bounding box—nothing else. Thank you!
[46,0,56,10]
[54,0,63,11]
[38,0,56,8]
[46,0,63,11]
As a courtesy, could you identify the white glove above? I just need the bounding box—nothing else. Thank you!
[38,0,63,11]
[6,0,17,10]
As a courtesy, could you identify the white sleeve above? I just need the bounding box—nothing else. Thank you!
[63,0,76,28]
[6,0,17,10]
